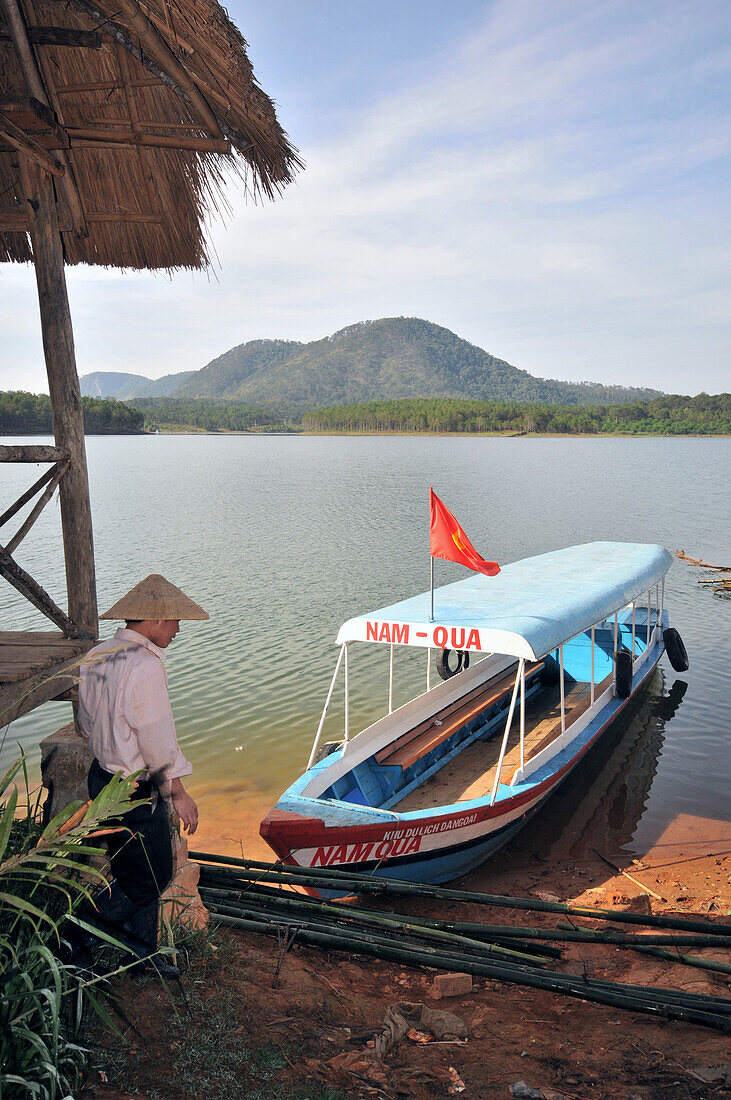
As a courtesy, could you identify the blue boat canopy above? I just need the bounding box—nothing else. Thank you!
[337,542,673,661]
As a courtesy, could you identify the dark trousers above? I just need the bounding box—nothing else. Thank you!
[88,759,173,906]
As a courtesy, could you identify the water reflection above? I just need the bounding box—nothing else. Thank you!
[499,671,689,863]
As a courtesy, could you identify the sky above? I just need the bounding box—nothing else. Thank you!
[1,0,729,395]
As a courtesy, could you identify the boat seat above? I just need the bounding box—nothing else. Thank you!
[376,660,544,771]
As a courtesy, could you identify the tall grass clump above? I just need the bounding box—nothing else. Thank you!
[0,754,142,1098]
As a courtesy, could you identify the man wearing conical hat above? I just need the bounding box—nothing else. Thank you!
[75,574,208,974]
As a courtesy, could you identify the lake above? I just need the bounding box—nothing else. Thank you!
[2,434,729,862]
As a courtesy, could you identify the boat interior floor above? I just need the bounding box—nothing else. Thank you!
[393,673,613,812]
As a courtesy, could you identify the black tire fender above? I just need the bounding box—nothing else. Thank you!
[436,648,470,680]
[615,648,633,699]
[663,627,689,672]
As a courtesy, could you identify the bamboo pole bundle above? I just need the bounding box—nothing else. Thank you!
[195,855,730,1030]
[199,882,550,965]
[191,852,731,937]
[197,871,730,949]
[205,904,731,1032]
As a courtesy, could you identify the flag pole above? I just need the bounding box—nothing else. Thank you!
[429,556,434,622]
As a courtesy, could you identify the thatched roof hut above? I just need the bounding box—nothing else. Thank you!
[0,0,301,269]
[0,0,300,714]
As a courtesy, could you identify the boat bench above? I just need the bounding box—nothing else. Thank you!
[376,660,544,771]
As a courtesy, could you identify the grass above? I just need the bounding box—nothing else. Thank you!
[88,925,351,1100]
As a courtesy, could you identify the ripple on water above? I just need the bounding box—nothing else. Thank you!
[2,435,729,857]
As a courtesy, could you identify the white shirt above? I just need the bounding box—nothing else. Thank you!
[77,627,193,797]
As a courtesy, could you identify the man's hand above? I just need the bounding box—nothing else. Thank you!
[169,778,198,834]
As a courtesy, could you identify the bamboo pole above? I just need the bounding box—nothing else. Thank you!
[631,946,731,976]
[191,855,731,937]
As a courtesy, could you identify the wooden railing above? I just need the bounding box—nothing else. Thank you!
[0,444,88,638]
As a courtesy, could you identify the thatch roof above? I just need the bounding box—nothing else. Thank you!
[0,0,301,269]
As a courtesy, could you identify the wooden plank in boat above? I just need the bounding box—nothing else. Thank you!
[393,680,588,811]
[378,661,544,770]
[506,671,614,783]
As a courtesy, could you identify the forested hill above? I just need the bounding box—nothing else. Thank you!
[302,394,731,436]
[80,370,194,399]
[164,318,662,412]
[0,391,144,433]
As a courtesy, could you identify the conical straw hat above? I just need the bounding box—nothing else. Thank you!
[100,574,209,620]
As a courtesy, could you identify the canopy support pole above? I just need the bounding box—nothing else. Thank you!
[559,644,565,737]
[519,660,525,771]
[590,625,595,707]
[426,647,431,691]
[388,643,394,714]
[307,643,345,769]
[344,642,350,744]
[18,158,97,638]
[490,658,523,806]
[631,601,636,658]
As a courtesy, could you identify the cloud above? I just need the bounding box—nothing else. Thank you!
[1,0,728,394]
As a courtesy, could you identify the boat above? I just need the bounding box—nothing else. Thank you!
[260,541,688,893]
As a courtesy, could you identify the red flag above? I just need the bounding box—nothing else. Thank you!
[429,487,500,577]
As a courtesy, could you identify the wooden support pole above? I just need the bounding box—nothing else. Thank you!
[20,159,98,639]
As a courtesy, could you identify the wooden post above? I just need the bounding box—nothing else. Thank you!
[21,159,98,638]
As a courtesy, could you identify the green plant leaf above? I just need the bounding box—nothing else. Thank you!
[0,786,18,863]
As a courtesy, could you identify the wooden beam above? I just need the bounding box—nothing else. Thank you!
[5,460,69,556]
[0,445,68,462]
[0,207,165,231]
[0,0,88,238]
[0,463,58,529]
[109,0,223,137]
[54,77,163,94]
[67,127,230,153]
[70,0,230,142]
[19,158,98,639]
[0,546,79,636]
[0,110,65,176]
[0,26,102,48]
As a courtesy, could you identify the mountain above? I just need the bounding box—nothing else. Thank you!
[169,318,661,412]
[127,371,196,398]
[80,371,150,399]
[174,340,302,398]
[80,370,194,400]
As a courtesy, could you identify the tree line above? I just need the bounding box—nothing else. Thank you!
[301,394,731,435]
[0,391,144,433]
[2,390,728,436]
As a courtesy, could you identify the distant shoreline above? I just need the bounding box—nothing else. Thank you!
[2,429,728,439]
